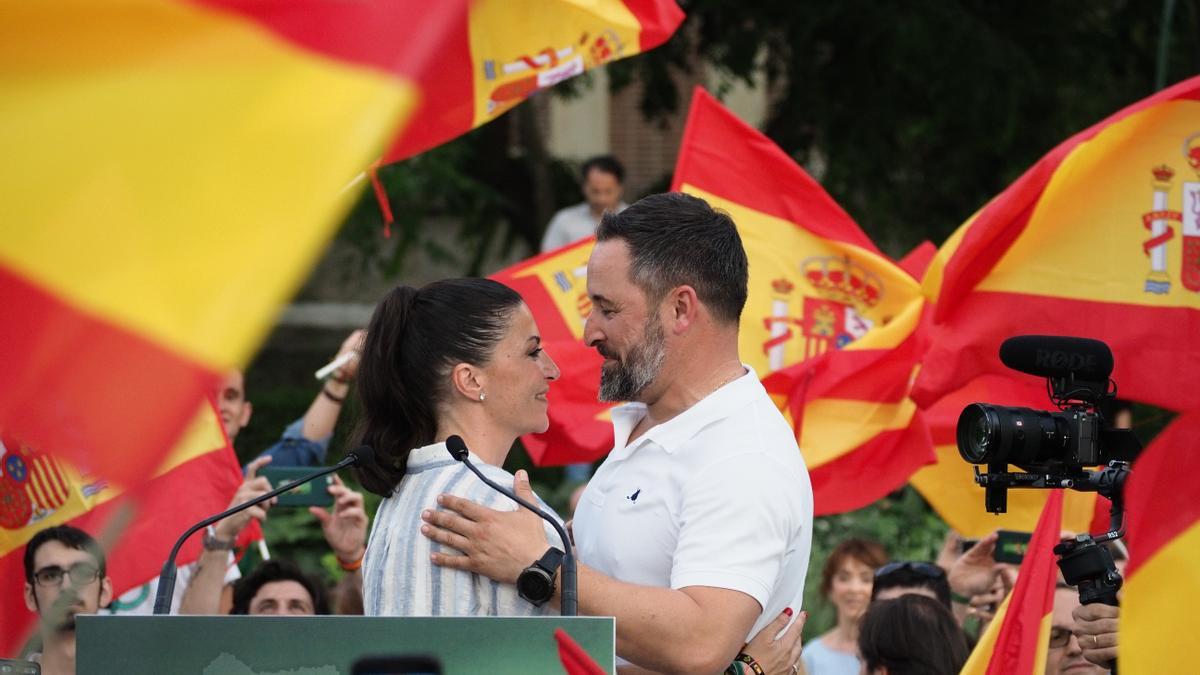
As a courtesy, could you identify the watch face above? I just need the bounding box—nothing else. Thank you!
[518,569,552,602]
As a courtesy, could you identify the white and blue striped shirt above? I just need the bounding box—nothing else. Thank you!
[363,441,565,617]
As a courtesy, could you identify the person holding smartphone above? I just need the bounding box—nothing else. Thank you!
[947,531,1019,633]
[178,457,368,615]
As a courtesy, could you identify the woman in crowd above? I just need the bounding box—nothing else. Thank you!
[857,594,969,675]
[801,538,888,675]
[356,278,565,616]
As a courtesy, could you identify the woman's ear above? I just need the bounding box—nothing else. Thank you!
[450,363,485,402]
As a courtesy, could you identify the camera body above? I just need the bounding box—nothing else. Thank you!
[957,404,1111,474]
[955,336,1140,514]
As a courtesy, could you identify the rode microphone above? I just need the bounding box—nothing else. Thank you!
[445,435,577,616]
[999,335,1114,382]
[152,445,375,615]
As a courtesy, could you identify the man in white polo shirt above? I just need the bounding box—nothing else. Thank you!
[424,192,812,674]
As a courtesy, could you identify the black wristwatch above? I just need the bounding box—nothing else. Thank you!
[517,547,564,607]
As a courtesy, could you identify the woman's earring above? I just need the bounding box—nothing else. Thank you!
[479,392,486,401]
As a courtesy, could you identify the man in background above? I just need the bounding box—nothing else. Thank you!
[1046,584,1108,675]
[540,155,627,253]
[218,328,365,467]
[22,525,113,675]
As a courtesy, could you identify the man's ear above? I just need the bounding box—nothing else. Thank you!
[24,582,38,613]
[99,576,113,608]
[666,285,700,335]
[239,401,253,430]
[450,363,485,402]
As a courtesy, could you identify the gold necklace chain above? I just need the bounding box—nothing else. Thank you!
[705,367,743,399]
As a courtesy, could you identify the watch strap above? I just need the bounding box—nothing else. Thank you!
[535,546,565,574]
[202,533,235,551]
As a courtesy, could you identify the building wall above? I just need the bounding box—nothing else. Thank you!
[547,61,769,196]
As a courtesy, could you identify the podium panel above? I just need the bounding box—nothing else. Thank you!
[76,615,615,674]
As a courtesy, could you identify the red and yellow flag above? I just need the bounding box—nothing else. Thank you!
[0,1,464,484]
[961,489,1062,675]
[384,0,685,163]
[1122,410,1200,673]
[910,374,1106,538]
[912,76,1200,412]
[0,400,248,657]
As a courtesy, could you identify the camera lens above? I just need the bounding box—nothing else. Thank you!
[956,403,1071,466]
[957,403,999,463]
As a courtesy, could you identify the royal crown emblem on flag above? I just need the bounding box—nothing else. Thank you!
[761,255,884,372]
[1143,133,1200,294]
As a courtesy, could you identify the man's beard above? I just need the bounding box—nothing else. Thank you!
[598,315,666,402]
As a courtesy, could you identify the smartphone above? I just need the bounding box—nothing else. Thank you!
[259,467,333,507]
[0,658,41,674]
[351,655,442,675]
[994,529,1032,564]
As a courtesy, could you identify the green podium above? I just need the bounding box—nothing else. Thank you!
[76,615,615,674]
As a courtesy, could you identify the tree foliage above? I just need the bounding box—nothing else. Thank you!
[614,0,1200,255]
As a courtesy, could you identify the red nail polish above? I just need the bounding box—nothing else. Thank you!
[784,607,793,617]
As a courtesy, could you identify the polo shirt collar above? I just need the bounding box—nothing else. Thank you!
[609,365,759,458]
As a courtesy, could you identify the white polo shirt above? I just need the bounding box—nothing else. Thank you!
[574,366,813,643]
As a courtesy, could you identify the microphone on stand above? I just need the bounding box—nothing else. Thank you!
[444,435,577,616]
[152,446,375,615]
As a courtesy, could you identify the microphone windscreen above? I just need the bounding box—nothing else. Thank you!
[998,335,1114,380]
[445,435,469,461]
[349,445,376,467]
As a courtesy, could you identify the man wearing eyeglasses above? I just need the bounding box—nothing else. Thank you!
[1046,584,1107,675]
[22,525,112,675]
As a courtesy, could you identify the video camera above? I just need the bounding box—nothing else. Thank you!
[956,335,1142,609]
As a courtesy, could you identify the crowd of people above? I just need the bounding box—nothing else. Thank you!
[794,533,1121,675]
[16,186,1125,674]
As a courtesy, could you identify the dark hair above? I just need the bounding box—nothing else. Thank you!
[581,155,625,183]
[858,595,970,675]
[24,525,106,584]
[871,561,952,609]
[230,560,329,615]
[819,537,888,598]
[353,278,524,496]
[596,192,748,324]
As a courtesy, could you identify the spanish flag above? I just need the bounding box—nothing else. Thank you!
[0,400,248,657]
[0,1,463,484]
[909,374,1107,538]
[960,489,1062,675]
[384,0,686,163]
[1122,410,1200,673]
[912,76,1200,413]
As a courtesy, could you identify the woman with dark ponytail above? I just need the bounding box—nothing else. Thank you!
[356,278,565,616]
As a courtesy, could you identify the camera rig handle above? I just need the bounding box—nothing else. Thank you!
[975,461,1130,609]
